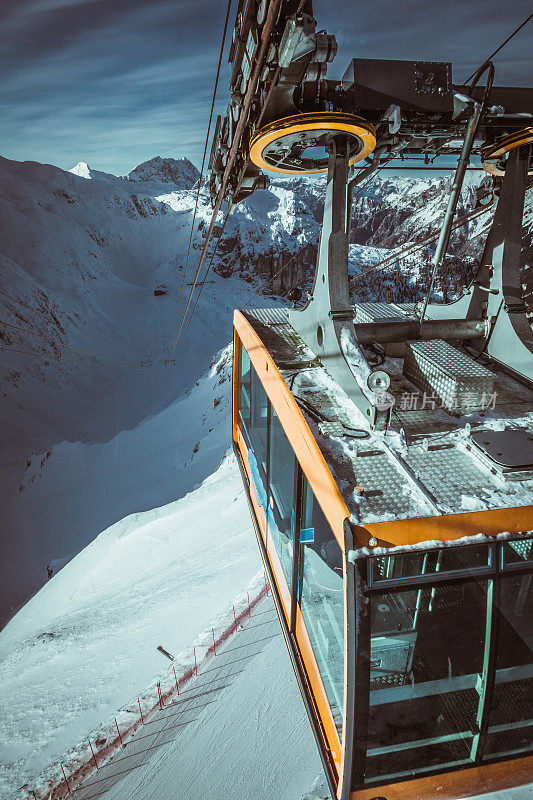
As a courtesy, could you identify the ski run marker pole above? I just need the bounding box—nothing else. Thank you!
[89,739,99,770]
[115,717,124,747]
[61,763,71,794]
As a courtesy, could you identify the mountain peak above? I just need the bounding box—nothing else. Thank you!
[126,156,200,189]
[70,161,92,179]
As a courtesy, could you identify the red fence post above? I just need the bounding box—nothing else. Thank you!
[138,698,145,724]
[212,628,217,656]
[173,665,180,694]
[247,591,252,618]
[31,792,38,800]
[88,739,99,770]
[61,763,71,795]
[233,604,237,628]
[193,646,198,676]
[265,572,269,595]
[115,717,124,747]
[157,681,164,710]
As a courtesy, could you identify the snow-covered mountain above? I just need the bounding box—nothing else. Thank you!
[0,154,238,625]
[126,155,199,189]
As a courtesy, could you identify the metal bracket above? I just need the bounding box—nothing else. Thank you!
[421,146,533,385]
[288,139,390,429]
[383,104,401,134]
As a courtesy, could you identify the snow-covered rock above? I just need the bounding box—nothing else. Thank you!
[126,155,200,190]
[70,161,92,179]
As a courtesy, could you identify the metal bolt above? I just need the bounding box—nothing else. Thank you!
[368,537,378,547]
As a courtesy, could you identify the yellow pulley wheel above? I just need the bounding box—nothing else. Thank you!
[482,127,533,177]
[249,112,376,175]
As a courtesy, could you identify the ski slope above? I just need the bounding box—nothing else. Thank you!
[0,454,262,798]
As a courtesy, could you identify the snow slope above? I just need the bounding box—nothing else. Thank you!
[0,453,262,798]
[1,461,530,800]
[94,626,325,800]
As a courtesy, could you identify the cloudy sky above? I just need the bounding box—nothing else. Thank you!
[0,0,531,175]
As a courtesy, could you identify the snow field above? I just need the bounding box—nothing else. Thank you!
[0,454,262,798]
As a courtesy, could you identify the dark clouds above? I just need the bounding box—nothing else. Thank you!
[0,0,531,173]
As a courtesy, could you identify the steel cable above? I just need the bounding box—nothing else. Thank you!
[0,318,142,367]
[179,206,233,343]
[462,12,533,84]
[170,0,284,359]
[352,204,492,283]
[0,345,143,369]
[172,0,233,354]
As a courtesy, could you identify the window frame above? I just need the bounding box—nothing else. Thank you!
[234,331,346,776]
[356,541,533,786]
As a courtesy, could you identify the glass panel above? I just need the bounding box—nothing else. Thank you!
[366,580,488,782]
[249,365,269,484]
[372,545,489,582]
[484,572,533,759]
[268,409,296,589]
[240,344,251,430]
[239,351,269,509]
[503,537,533,564]
[299,478,344,733]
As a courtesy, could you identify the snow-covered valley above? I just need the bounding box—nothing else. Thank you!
[1,152,532,800]
[0,154,286,625]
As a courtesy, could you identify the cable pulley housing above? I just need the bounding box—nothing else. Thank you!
[482,126,533,176]
[249,111,376,174]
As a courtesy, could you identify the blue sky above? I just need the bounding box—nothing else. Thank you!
[0,0,531,175]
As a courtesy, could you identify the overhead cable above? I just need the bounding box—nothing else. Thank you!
[171,0,284,359]
[179,206,233,342]
[0,345,141,369]
[463,11,532,84]
[352,204,492,283]
[174,0,234,331]
[0,318,141,367]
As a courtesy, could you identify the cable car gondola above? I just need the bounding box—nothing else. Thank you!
[233,301,533,800]
[231,67,533,800]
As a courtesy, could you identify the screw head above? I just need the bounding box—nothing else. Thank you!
[368,537,378,547]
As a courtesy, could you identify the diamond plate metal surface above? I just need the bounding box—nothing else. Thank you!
[392,302,418,316]
[403,444,503,511]
[314,426,426,522]
[247,307,290,325]
[404,339,496,412]
[243,309,315,364]
[354,302,405,323]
